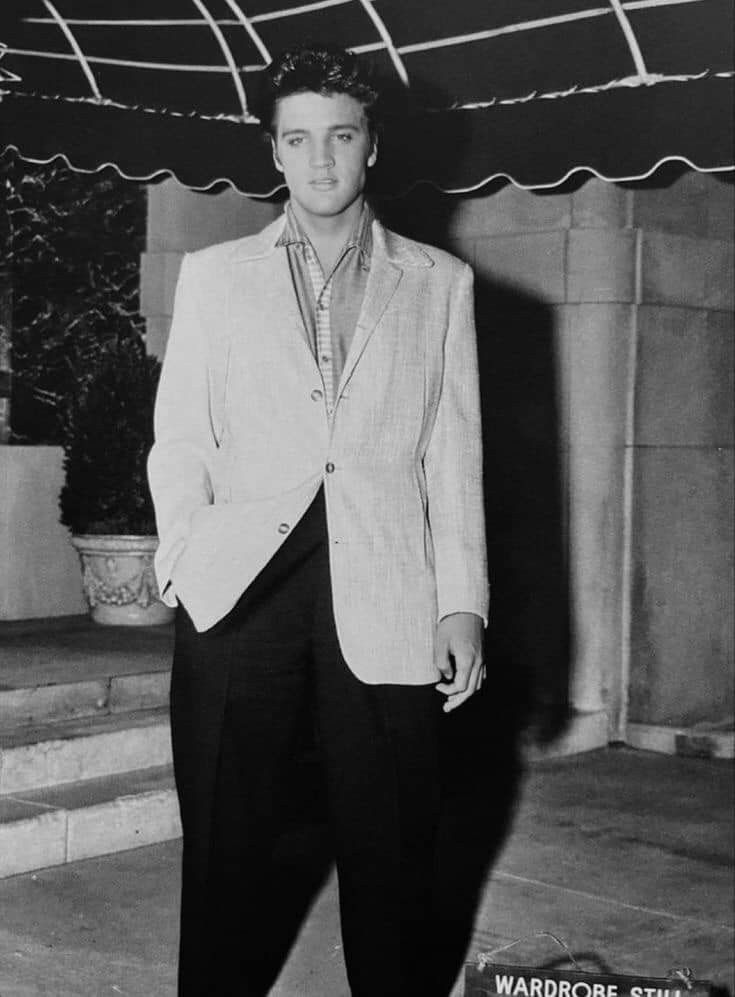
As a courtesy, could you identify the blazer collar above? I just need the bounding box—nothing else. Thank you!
[232,210,435,270]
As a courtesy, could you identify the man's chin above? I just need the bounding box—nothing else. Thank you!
[294,189,364,219]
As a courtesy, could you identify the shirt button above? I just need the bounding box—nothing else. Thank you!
[310,388,323,401]
[325,462,335,474]
[277,522,290,534]
[320,354,331,364]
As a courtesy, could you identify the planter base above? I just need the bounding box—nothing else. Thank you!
[71,534,174,627]
[90,601,174,627]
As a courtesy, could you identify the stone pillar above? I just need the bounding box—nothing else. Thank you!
[440,174,733,748]
[628,172,734,734]
[563,187,637,725]
[442,180,634,749]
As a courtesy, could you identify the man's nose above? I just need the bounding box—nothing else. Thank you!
[310,140,335,168]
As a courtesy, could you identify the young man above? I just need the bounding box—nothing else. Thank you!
[148,45,488,997]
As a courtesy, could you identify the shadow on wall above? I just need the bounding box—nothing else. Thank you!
[380,184,574,990]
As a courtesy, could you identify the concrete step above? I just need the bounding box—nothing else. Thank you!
[0,765,180,879]
[0,615,172,728]
[0,708,172,794]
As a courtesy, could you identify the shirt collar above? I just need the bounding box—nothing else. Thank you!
[277,200,373,265]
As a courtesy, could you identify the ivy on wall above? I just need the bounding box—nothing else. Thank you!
[0,149,146,444]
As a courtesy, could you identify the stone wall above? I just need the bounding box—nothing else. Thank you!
[0,447,86,619]
[628,173,734,727]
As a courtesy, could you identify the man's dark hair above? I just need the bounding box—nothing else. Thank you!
[259,43,381,138]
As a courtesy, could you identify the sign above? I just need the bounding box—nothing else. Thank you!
[465,964,712,997]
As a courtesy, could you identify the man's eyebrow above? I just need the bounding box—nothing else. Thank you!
[280,124,361,136]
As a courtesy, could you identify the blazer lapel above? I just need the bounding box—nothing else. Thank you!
[337,233,402,397]
[231,241,318,376]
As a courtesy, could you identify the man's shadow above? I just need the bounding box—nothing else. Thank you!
[380,184,573,992]
[433,264,573,991]
[258,182,573,994]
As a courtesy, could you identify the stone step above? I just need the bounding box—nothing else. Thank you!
[0,615,172,728]
[0,765,180,879]
[0,708,172,794]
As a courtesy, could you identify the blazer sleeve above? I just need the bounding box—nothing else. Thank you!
[147,253,217,606]
[423,262,489,625]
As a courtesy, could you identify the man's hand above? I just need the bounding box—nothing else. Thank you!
[434,613,485,713]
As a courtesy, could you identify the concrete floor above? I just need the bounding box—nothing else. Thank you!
[0,747,731,997]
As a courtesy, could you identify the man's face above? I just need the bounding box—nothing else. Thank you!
[272,91,377,222]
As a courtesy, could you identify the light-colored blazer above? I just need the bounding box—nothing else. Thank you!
[147,213,488,685]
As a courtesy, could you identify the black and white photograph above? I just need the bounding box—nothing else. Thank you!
[0,3,732,995]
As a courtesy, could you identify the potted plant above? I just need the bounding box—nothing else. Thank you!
[59,338,172,625]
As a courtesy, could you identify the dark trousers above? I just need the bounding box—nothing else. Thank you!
[171,489,443,996]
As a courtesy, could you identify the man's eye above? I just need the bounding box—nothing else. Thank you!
[287,137,304,147]
[336,133,353,142]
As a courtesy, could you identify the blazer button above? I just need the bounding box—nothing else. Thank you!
[311,388,323,401]
[325,462,335,474]
[278,522,290,534]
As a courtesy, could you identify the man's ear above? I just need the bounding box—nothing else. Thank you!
[271,136,284,174]
[368,135,378,168]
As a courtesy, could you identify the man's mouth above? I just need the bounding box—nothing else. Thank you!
[310,178,338,189]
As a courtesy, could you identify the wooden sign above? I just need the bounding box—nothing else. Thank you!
[465,964,712,997]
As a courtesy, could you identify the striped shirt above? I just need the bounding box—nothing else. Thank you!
[277,201,373,415]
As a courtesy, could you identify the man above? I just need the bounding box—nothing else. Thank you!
[148,44,488,997]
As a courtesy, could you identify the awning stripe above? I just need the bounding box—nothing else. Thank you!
[21,1,358,28]
[624,0,702,9]
[21,0,705,28]
[188,0,249,116]
[4,68,730,121]
[394,0,709,57]
[2,49,265,73]
[9,0,717,101]
[453,69,734,109]
[18,0,711,59]
[354,0,409,86]
[608,0,653,81]
[222,0,272,65]
[396,8,610,56]
[41,0,101,99]
[251,0,354,22]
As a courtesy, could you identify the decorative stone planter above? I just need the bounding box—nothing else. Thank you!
[70,535,174,626]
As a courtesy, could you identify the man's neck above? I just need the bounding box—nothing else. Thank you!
[290,197,364,272]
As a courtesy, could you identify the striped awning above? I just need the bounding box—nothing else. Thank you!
[0,0,733,195]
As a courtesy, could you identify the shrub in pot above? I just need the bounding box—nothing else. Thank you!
[59,339,172,625]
